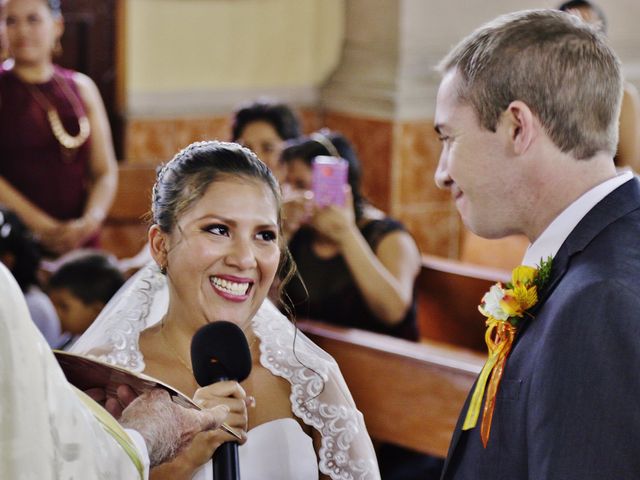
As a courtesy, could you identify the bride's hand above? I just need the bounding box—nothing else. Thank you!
[194,380,251,439]
[174,381,251,472]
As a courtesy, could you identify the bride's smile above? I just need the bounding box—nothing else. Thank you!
[210,274,253,301]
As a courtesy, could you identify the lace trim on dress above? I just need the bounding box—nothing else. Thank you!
[80,264,166,372]
[253,301,378,480]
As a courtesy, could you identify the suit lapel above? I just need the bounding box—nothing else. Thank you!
[520,178,640,333]
[441,178,640,478]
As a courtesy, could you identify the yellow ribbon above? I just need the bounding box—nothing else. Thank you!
[462,317,516,447]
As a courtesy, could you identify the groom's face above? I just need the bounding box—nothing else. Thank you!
[434,69,524,239]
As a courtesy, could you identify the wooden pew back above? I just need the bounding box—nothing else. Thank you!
[298,320,485,457]
[416,255,510,352]
[100,164,157,259]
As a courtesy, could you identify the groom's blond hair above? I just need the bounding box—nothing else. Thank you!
[438,9,622,159]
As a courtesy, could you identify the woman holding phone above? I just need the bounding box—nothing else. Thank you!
[281,130,421,341]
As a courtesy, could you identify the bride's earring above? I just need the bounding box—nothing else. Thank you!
[159,263,167,275]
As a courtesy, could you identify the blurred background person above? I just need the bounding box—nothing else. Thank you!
[0,0,117,256]
[230,98,302,181]
[558,0,640,172]
[0,206,62,346]
[48,250,124,349]
[282,130,421,340]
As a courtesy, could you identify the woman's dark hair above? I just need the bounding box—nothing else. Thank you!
[0,209,41,292]
[281,130,366,221]
[49,252,124,305]
[231,99,301,142]
[151,140,296,293]
[557,0,607,34]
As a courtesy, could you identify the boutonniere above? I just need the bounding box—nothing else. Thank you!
[463,257,553,447]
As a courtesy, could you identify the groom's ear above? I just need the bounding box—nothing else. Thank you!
[148,225,168,268]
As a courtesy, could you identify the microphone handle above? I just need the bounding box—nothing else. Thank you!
[212,441,240,480]
[211,375,239,480]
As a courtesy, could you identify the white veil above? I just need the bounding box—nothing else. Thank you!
[72,261,380,480]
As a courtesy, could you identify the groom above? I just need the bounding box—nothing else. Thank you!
[434,9,640,479]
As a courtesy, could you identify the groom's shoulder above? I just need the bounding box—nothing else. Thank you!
[566,209,640,287]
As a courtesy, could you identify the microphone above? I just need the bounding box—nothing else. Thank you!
[191,321,252,480]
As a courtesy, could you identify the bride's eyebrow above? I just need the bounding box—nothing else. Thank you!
[194,214,277,229]
[195,214,230,223]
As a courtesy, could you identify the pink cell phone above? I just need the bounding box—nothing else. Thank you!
[312,156,348,207]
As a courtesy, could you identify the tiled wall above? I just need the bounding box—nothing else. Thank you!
[125,109,324,165]
[323,112,394,212]
[125,117,231,164]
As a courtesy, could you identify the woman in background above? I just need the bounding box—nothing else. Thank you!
[230,98,301,181]
[0,0,117,256]
[282,130,421,341]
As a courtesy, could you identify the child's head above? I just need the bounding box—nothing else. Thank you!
[48,251,125,335]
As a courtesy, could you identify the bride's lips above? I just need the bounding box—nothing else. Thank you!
[210,274,254,302]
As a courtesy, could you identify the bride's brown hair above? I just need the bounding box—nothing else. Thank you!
[150,140,297,298]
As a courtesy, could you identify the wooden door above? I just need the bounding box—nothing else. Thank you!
[58,0,125,159]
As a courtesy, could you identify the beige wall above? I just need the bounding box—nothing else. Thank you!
[126,0,345,115]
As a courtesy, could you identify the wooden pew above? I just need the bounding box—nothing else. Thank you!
[296,258,508,457]
[298,320,485,458]
[416,254,510,352]
[100,164,157,259]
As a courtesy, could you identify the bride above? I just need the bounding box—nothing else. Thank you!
[71,141,380,480]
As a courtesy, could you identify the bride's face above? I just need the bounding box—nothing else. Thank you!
[154,176,281,329]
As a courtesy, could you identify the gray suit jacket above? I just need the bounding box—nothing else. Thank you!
[442,178,640,480]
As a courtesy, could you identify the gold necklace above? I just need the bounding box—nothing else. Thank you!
[23,72,91,151]
[160,322,193,374]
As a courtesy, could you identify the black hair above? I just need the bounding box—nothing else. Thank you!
[48,252,124,305]
[0,209,41,292]
[151,140,297,297]
[152,141,282,233]
[557,0,607,34]
[281,130,366,221]
[231,99,301,142]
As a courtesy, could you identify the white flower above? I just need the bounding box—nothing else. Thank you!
[480,284,509,321]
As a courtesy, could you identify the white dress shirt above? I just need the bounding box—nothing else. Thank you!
[522,170,634,267]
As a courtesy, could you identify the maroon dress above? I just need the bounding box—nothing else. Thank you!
[0,64,92,222]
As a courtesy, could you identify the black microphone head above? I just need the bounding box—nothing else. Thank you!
[190,321,252,386]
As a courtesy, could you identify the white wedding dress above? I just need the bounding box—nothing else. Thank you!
[192,418,318,479]
[71,262,380,480]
